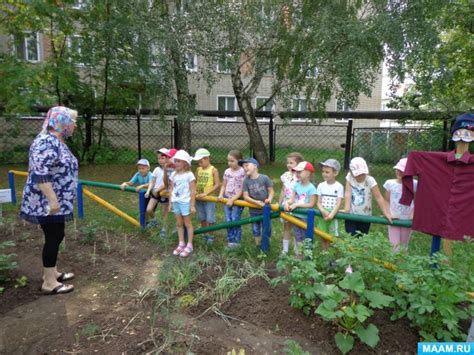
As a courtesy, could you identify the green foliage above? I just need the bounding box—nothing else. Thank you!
[212,260,268,306]
[0,241,18,283]
[386,0,473,111]
[390,253,474,342]
[284,340,311,355]
[276,232,474,352]
[80,221,99,244]
[14,275,28,288]
[275,241,393,353]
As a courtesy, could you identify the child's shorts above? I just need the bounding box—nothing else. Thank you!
[196,201,216,224]
[345,220,371,237]
[151,191,169,204]
[317,218,339,236]
[172,201,191,216]
[292,225,307,242]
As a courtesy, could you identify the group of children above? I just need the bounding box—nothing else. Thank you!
[120,147,415,257]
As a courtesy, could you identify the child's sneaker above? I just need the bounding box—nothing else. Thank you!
[146,219,159,229]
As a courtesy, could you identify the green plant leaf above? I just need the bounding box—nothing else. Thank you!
[315,300,340,320]
[339,271,365,294]
[335,332,354,354]
[364,290,394,309]
[354,304,372,323]
[355,323,380,348]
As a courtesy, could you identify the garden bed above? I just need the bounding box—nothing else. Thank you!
[1,211,471,354]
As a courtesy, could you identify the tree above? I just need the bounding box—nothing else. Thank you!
[384,0,473,112]
[188,0,409,164]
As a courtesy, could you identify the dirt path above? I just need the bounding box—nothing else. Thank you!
[1,216,161,354]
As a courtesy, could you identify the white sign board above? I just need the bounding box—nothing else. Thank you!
[0,189,12,203]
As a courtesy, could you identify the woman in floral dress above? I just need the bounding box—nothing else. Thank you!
[20,106,78,295]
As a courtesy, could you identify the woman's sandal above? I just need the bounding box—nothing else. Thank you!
[179,246,193,258]
[173,245,186,256]
[41,283,74,295]
[57,272,74,282]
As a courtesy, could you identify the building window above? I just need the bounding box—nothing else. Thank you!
[72,0,85,9]
[291,98,316,122]
[216,54,232,74]
[305,66,318,79]
[185,53,197,72]
[255,97,273,122]
[217,96,237,121]
[335,100,353,124]
[14,32,40,62]
[67,35,84,66]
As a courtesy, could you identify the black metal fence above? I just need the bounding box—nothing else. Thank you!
[0,110,455,178]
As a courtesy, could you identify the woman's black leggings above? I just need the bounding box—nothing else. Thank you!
[40,223,65,267]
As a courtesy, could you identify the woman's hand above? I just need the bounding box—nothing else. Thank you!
[191,205,196,214]
[145,191,150,199]
[48,200,60,215]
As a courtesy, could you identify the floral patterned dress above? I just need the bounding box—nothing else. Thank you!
[20,133,79,224]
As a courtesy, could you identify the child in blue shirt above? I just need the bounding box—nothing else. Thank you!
[284,161,317,256]
[120,159,153,191]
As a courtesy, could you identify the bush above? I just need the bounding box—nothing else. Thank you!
[275,233,474,352]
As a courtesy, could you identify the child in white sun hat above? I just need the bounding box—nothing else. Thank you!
[168,150,196,257]
[383,157,417,251]
[343,157,392,237]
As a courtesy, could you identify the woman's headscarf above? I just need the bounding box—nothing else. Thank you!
[42,106,77,138]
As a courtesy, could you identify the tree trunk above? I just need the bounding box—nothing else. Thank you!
[93,0,111,163]
[231,72,269,164]
[169,40,193,151]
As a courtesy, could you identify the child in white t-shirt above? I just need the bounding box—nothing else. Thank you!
[383,158,417,251]
[316,159,344,249]
[168,150,196,258]
[279,152,303,254]
[343,157,392,237]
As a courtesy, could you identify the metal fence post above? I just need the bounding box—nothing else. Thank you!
[261,204,271,253]
[139,190,146,229]
[8,172,16,204]
[430,235,441,256]
[173,116,179,149]
[269,113,275,162]
[136,110,142,160]
[442,118,449,152]
[77,182,84,219]
[306,209,315,241]
[343,119,353,170]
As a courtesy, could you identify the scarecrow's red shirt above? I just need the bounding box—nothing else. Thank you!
[400,150,474,241]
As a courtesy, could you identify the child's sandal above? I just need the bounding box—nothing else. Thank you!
[179,246,193,258]
[173,245,186,256]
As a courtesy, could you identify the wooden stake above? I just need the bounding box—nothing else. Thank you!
[93,241,97,268]
[124,234,128,257]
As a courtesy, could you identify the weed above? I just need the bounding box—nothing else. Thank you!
[0,241,17,283]
[284,340,311,355]
[79,322,100,339]
[80,221,99,245]
[14,275,28,288]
